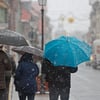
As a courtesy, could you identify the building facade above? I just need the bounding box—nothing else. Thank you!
[0,0,8,29]
[89,0,100,44]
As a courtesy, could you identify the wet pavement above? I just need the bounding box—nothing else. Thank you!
[11,63,100,100]
[70,64,100,100]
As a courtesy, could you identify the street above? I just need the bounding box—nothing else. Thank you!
[70,63,100,100]
[11,63,100,100]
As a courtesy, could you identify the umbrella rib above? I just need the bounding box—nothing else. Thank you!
[73,42,91,57]
[71,42,91,64]
[68,43,77,66]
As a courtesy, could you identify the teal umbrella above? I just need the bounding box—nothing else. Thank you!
[43,36,92,67]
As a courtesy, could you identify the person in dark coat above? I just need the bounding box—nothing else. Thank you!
[14,53,39,100]
[0,45,12,100]
[42,58,78,100]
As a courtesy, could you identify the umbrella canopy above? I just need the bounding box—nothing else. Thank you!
[12,46,43,57]
[0,29,29,46]
[43,36,92,67]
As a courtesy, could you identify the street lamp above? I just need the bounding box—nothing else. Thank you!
[38,0,47,50]
[38,0,47,94]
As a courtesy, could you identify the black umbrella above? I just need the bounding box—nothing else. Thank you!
[0,29,29,46]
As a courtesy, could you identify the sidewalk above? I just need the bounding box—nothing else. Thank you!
[12,87,50,100]
[10,77,74,100]
[12,86,74,100]
[11,82,50,100]
[9,76,76,100]
[35,94,74,100]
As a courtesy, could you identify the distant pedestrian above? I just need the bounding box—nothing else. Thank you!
[0,45,12,100]
[42,58,78,100]
[14,53,39,100]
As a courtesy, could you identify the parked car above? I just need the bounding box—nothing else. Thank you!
[85,55,94,66]
[91,39,100,69]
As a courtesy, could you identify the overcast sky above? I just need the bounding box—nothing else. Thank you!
[32,0,92,32]
[46,0,92,32]
[47,0,91,19]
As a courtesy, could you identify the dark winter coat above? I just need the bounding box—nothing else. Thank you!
[42,59,78,89]
[14,53,39,94]
[0,50,12,89]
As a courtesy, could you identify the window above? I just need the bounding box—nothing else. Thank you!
[0,8,7,23]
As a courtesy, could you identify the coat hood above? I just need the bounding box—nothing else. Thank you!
[19,53,33,62]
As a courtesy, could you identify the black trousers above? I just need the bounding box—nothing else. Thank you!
[49,86,70,100]
[18,92,35,100]
[0,89,7,100]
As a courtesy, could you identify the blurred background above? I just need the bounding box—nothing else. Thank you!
[0,0,100,99]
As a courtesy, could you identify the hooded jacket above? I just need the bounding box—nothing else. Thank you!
[14,53,39,94]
